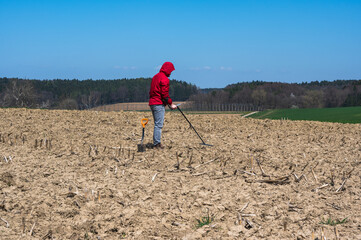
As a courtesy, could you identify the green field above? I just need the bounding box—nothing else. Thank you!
[248,106,361,124]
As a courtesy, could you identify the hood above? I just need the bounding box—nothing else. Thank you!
[160,62,175,77]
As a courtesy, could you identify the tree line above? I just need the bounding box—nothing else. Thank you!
[1,77,360,110]
[189,80,361,109]
[0,78,198,110]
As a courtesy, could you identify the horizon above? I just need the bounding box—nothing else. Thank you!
[1,0,360,88]
[2,76,360,90]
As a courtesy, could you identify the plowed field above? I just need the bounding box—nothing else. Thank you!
[0,108,360,239]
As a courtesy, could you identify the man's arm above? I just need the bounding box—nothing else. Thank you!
[160,76,173,105]
[160,77,176,109]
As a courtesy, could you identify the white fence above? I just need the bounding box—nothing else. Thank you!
[181,102,263,112]
[90,102,262,112]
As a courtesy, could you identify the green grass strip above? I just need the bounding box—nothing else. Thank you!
[248,106,361,124]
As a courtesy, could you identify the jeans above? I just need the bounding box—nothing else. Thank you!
[150,105,165,145]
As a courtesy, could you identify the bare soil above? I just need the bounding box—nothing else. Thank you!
[0,108,360,239]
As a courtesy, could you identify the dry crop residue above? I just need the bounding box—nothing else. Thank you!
[0,108,360,239]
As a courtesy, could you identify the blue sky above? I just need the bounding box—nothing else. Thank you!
[0,0,360,88]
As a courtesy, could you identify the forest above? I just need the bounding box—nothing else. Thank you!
[0,77,198,110]
[0,77,360,110]
[189,80,361,109]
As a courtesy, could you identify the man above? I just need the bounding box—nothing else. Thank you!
[149,62,177,149]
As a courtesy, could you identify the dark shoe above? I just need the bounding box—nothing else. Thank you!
[145,143,154,149]
[154,143,164,149]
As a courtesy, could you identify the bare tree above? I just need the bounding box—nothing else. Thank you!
[323,87,349,107]
[57,98,78,109]
[251,88,267,106]
[1,79,37,108]
[80,91,101,109]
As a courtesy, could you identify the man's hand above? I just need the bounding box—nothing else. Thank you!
[170,104,177,109]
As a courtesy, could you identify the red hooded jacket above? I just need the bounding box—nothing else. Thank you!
[149,62,175,106]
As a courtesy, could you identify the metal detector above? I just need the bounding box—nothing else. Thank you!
[176,105,213,147]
